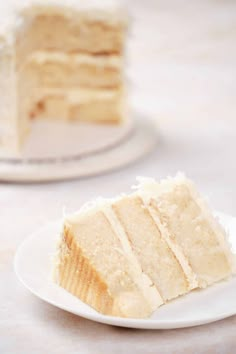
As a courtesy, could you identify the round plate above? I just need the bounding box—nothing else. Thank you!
[14,211,236,329]
[0,117,157,182]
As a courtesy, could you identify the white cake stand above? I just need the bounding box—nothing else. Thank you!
[0,115,158,182]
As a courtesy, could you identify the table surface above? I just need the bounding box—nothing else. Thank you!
[1,0,236,353]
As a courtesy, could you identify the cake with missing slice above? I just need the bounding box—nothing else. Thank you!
[54,174,236,318]
[0,0,128,155]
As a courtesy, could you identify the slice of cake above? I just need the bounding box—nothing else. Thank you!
[0,0,128,156]
[54,174,236,318]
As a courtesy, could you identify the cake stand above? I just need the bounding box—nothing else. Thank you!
[0,115,158,182]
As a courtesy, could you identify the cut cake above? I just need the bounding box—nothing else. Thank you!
[0,0,128,155]
[54,174,236,318]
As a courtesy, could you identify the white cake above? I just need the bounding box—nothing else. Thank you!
[0,0,128,156]
[54,174,236,318]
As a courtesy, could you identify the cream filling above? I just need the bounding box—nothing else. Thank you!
[27,51,122,68]
[140,198,199,291]
[33,87,123,103]
[102,204,164,311]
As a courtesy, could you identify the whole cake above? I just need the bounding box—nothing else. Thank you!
[54,174,236,318]
[0,0,128,155]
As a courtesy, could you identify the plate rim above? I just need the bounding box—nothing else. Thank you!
[14,212,236,330]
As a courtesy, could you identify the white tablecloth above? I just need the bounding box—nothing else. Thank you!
[1,0,236,353]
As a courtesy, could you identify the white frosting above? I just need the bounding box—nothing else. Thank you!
[68,88,122,103]
[28,51,122,67]
[32,87,123,104]
[132,173,187,203]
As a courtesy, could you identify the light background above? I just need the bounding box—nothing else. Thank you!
[127,0,236,125]
[1,1,236,353]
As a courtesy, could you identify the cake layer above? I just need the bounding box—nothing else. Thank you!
[112,196,190,301]
[143,201,198,290]
[29,88,126,123]
[16,12,126,61]
[57,210,155,318]
[137,176,235,288]
[24,51,123,89]
[102,205,164,311]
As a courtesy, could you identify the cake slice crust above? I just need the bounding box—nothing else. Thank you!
[56,225,114,315]
[55,210,157,318]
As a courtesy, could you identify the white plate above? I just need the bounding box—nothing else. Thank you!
[0,116,157,182]
[14,211,236,329]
